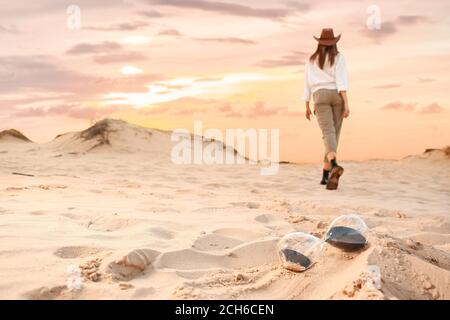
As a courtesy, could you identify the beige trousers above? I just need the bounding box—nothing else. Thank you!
[313,89,345,163]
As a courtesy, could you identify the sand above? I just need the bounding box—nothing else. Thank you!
[0,119,449,300]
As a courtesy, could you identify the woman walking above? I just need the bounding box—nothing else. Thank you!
[303,28,350,190]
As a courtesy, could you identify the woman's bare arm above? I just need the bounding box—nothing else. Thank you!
[305,101,313,120]
[339,91,350,118]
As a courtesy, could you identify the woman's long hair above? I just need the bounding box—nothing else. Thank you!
[309,44,339,69]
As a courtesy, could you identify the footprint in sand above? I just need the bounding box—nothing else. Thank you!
[88,189,103,194]
[106,179,142,189]
[35,184,67,190]
[372,208,408,219]
[254,214,297,234]
[408,232,450,246]
[192,206,235,214]
[176,270,208,280]
[192,234,243,251]
[140,207,179,214]
[203,183,226,188]
[155,239,279,271]
[422,221,450,234]
[107,249,160,281]
[85,217,141,232]
[54,246,105,259]
[61,212,84,220]
[0,208,12,215]
[30,210,48,216]
[133,287,156,298]
[230,202,260,209]
[24,285,77,300]
[212,228,267,242]
[254,213,279,224]
[146,227,175,240]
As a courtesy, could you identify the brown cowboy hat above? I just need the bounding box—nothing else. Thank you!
[313,28,341,46]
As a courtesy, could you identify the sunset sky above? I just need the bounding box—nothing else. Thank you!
[1,0,449,163]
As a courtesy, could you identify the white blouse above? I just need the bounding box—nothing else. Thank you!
[302,52,349,102]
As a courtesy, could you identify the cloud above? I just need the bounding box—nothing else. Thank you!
[66,41,122,55]
[360,21,397,40]
[396,15,430,25]
[94,74,165,92]
[0,93,72,109]
[0,55,91,94]
[193,77,223,83]
[169,107,200,116]
[245,102,303,117]
[218,102,302,118]
[133,97,219,116]
[144,0,306,20]
[256,51,308,68]
[419,103,445,114]
[193,37,256,45]
[137,10,165,18]
[0,24,20,34]
[137,105,170,115]
[127,99,302,118]
[0,54,164,96]
[244,102,284,117]
[283,1,310,11]
[0,54,167,125]
[12,102,179,121]
[93,52,148,64]
[360,15,430,41]
[0,55,53,70]
[380,101,416,112]
[380,101,445,114]
[418,78,435,83]
[84,21,148,31]
[0,0,127,19]
[372,83,402,89]
[166,97,219,105]
[158,29,183,36]
[13,103,124,120]
[157,28,255,45]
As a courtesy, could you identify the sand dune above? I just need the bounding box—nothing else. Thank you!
[0,129,32,143]
[47,119,243,162]
[48,119,170,154]
[0,119,449,300]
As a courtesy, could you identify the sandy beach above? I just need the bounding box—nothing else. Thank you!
[0,119,449,300]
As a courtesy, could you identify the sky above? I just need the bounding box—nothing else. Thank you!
[1,0,449,163]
